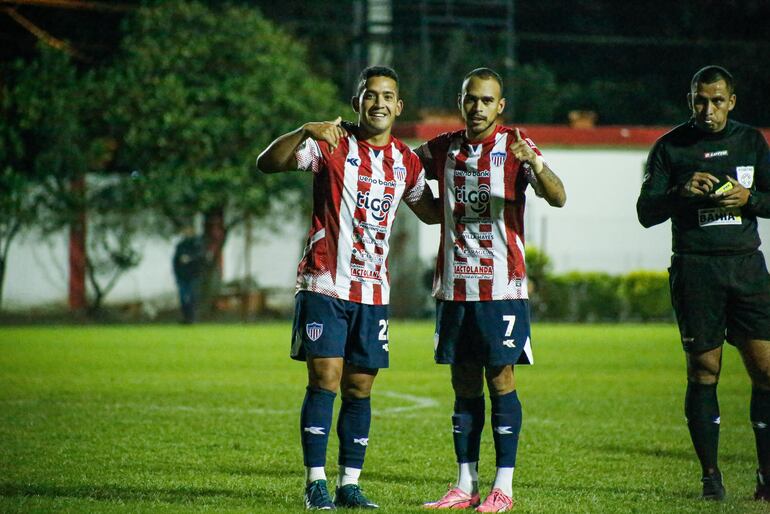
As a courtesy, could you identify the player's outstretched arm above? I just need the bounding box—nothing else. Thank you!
[510,129,566,207]
[256,117,348,173]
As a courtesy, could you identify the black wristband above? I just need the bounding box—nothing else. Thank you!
[747,191,759,210]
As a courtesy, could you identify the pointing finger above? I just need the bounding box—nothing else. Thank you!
[515,128,523,142]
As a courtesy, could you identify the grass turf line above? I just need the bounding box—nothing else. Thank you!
[0,323,765,513]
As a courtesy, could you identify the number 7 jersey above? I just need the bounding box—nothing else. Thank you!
[417,125,542,302]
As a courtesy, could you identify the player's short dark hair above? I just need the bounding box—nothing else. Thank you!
[355,65,399,96]
[691,65,734,94]
[462,67,504,93]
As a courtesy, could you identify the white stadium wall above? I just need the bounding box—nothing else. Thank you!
[6,145,770,309]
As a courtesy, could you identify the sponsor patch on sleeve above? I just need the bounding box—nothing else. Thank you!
[737,166,754,188]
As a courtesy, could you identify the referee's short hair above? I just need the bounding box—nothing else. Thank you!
[462,68,504,93]
[355,66,399,96]
[691,65,734,94]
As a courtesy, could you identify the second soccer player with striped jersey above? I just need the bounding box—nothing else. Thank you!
[418,68,566,512]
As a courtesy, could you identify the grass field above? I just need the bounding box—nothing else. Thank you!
[0,322,766,513]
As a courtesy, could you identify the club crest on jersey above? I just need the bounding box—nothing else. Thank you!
[393,165,407,182]
[491,151,506,167]
[306,322,323,342]
[737,166,754,188]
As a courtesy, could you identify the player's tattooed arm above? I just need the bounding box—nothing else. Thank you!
[531,162,566,207]
[257,117,348,173]
[510,128,565,207]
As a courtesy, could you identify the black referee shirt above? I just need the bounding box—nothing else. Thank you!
[637,118,770,255]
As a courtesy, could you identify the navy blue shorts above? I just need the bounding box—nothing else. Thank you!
[434,299,533,366]
[291,291,390,369]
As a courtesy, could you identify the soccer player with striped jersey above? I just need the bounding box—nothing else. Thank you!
[257,66,439,510]
[417,68,566,512]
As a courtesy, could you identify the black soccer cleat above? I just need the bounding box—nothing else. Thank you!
[755,469,770,502]
[700,470,726,501]
[334,484,379,509]
[305,479,336,510]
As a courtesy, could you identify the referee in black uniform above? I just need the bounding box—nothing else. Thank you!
[638,65,770,502]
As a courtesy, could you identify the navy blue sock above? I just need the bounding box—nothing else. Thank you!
[453,396,485,463]
[751,387,770,474]
[300,386,336,468]
[337,396,371,469]
[491,390,522,467]
[685,381,720,474]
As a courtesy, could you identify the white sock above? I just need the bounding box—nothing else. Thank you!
[306,466,326,484]
[492,467,514,497]
[338,465,362,487]
[456,462,478,494]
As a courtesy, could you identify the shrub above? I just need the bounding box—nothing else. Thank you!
[619,270,673,321]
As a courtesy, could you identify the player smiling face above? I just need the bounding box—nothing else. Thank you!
[688,78,735,133]
[459,75,506,142]
[353,75,403,142]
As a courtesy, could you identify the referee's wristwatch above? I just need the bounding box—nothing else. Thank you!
[747,190,759,210]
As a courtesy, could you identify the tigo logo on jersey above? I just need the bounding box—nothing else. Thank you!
[393,165,407,182]
[491,151,506,167]
[454,184,490,214]
[306,322,324,341]
[357,191,394,221]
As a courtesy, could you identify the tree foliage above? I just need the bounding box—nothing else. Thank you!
[5,47,145,312]
[103,1,346,311]
[108,0,345,232]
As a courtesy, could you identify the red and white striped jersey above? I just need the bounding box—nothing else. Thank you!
[417,125,541,302]
[294,133,426,305]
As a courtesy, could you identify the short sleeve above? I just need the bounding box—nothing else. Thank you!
[414,143,436,180]
[403,168,427,206]
[295,138,324,173]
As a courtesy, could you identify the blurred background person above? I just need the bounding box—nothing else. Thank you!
[173,225,205,324]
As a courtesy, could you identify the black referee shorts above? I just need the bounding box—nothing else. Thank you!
[669,251,770,352]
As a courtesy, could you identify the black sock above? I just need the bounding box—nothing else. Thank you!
[685,381,720,475]
[751,387,770,474]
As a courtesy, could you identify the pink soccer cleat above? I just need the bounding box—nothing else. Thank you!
[475,488,513,512]
[423,487,481,509]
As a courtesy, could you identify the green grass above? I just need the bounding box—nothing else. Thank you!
[0,323,765,513]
